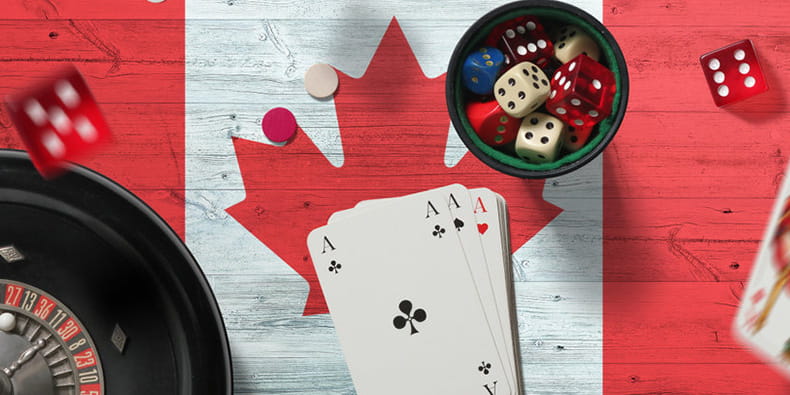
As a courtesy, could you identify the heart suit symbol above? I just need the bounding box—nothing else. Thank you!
[477,223,489,235]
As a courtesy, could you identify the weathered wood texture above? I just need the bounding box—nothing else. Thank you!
[2,0,182,20]
[5,0,789,393]
[603,0,790,392]
[185,0,604,393]
[0,5,185,235]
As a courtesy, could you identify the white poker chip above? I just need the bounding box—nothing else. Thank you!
[304,63,339,99]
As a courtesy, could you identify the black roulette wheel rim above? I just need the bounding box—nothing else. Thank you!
[0,149,232,394]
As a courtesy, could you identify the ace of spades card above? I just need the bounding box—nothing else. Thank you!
[308,188,512,395]
[735,176,790,376]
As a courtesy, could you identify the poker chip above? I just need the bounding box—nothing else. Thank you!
[262,107,297,143]
[304,63,339,99]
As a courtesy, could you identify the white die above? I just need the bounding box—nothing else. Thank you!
[552,25,600,64]
[515,112,565,163]
[493,62,550,118]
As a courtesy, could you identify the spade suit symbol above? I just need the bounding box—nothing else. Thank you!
[453,218,465,231]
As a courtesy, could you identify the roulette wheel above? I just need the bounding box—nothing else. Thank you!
[0,150,232,394]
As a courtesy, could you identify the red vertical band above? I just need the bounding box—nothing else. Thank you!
[0,0,185,238]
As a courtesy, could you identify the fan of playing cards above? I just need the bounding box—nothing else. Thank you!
[308,184,521,394]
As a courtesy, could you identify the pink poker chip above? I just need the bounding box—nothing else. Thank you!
[262,107,297,143]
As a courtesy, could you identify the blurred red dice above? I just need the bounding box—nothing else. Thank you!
[4,65,111,178]
[699,39,768,106]
[546,54,616,128]
[465,100,520,147]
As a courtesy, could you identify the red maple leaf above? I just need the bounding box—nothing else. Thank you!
[227,18,562,316]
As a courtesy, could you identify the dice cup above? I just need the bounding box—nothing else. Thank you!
[446,0,629,179]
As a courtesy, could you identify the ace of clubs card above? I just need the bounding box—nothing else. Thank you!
[308,188,511,394]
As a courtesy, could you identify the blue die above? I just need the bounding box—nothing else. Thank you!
[462,47,505,95]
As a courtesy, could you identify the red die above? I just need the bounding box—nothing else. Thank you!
[546,54,615,128]
[492,17,553,69]
[4,65,111,178]
[485,16,545,46]
[563,124,594,152]
[699,39,768,106]
[465,100,520,147]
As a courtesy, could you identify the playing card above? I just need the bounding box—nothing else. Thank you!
[308,187,512,394]
[493,191,521,381]
[328,185,517,387]
[470,188,520,385]
[735,174,790,376]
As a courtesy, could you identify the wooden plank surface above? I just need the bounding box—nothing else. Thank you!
[0,0,185,233]
[604,364,790,394]
[2,0,182,20]
[185,0,602,20]
[3,0,790,393]
[185,1,604,392]
[603,0,790,392]
[604,0,790,27]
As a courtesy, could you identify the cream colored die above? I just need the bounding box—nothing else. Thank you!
[494,61,550,118]
[552,25,600,64]
[515,112,565,163]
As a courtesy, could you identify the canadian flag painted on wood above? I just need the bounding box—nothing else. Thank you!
[225,20,561,316]
[2,0,790,393]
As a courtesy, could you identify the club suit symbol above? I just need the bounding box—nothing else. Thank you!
[393,300,426,335]
[328,260,341,274]
[478,361,492,375]
[432,225,446,238]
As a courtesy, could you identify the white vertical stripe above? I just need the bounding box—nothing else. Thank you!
[517,156,603,394]
[187,1,604,393]
[518,4,603,391]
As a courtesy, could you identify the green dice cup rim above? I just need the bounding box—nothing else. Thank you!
[446,0,629,179]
